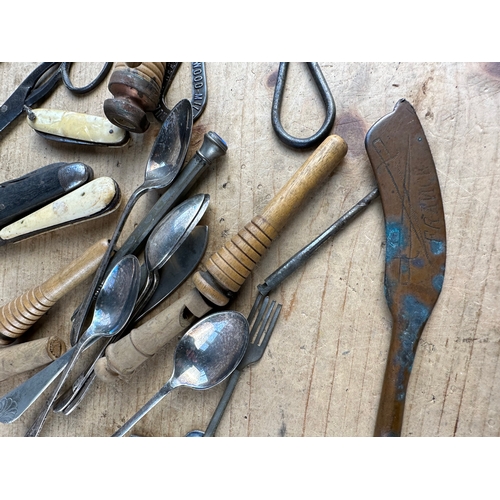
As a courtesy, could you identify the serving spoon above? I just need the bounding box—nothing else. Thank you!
[70,99,193,346]
[23,255,141,436]
[112,310,250,437]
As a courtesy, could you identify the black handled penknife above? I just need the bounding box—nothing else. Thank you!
[0,162,93,227]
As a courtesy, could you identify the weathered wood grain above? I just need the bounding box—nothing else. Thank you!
[0,62,498,437]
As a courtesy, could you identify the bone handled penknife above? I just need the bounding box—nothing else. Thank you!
[26,109,130,147]
[0,177,121,246]
[0,162,93,227]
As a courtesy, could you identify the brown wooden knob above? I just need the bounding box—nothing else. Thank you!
[0,239,108,344]
[193,134,348,306]
[103,62,166,133]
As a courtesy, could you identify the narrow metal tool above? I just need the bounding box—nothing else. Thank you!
[365,99,446,437]
[102,130,227,271]
[271,62,336,149]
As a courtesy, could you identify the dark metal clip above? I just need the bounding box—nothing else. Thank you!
[271,62,336,149]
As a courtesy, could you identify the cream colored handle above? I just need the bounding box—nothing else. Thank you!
[0,336,67,382]
[0,239,108,344]
[94,289,212,383]
[0,177,118,242]
[27,109,128,145]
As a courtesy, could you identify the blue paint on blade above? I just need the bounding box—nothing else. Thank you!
[429,239,445,255]
[432,274,444,293]
[385,221,408,263]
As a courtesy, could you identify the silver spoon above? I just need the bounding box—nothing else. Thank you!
[135,193,210,315]
[70,99,193,346]
[52,194,210,415]
[112,310,250,437]
[24,254,141,437]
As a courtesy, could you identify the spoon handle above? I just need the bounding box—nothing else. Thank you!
[69,187,145,345]
[25,340,87,436]
[0,346,74,424]
[112,381,175,437]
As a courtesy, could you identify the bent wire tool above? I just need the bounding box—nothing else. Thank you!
[365,99,447,437]
[271,62,336,149]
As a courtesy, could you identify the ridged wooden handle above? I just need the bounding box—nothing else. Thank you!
[193,134,348,305]
[0,336,67,382]
[104,62,167,133]
[94,135,348,384]
[0,239,108,344]
[94,288,211,382]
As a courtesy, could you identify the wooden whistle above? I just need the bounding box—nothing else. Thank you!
[103,62,167,133]
[0,239,108,345]
[94,134,348,383]
[0,336,66,382]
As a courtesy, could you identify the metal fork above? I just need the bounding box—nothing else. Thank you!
[189,294,282,437]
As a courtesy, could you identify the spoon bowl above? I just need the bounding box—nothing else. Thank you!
[141,99,193,192]
[112,310,250,436]
[24,255,141,436]
[139,193,210,312]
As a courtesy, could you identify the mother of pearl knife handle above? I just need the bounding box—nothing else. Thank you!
[0,177,120,246]
[0,239,109,344]
[26,109,130,147]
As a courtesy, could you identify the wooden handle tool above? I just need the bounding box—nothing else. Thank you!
[0,239,108,345]
[0,336,66,382]
[94,134,348,383]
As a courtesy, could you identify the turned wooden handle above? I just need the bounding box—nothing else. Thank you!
[94,135,347,384]
[0,239,108,344]
[0,336,67,382]
[104,62,166,133]
[94,288,211,382]
[193,134,348,305]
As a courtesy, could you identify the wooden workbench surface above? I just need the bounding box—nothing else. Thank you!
[0,62,498,438]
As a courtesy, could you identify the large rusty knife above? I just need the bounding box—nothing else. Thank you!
[365,99,446,437]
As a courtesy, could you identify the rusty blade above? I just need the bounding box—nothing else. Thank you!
[365,99,446,436]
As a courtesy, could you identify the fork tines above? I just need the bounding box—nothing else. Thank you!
[239,293,282,369]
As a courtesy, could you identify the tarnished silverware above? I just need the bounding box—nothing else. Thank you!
[24,255,141,437]
[70,99,193,345]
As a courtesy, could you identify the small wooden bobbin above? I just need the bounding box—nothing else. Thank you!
[104,62,167,133]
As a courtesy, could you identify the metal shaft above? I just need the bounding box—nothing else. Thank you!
[258,186,379,296]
